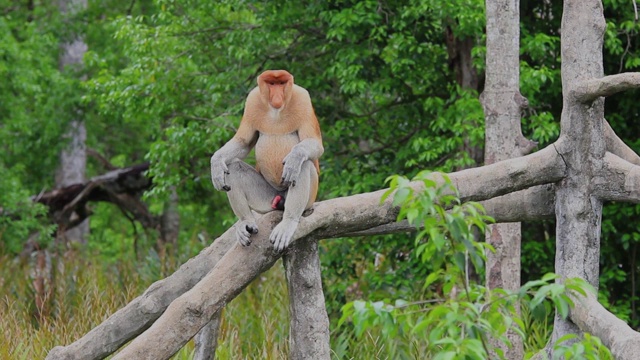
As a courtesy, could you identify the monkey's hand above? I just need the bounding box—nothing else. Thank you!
[270,218,299,251]
[281,149,306,187]
[236,219,259,246]
[210,156,231,192]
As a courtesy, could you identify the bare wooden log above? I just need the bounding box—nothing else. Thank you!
[573,73,640,102]
[283,240,330,359]
[447,144,565,201]
[45,229,235,360]
[604,120,640,166]
[111,214,283,360]
[594,152,640,203]
[481,184,556,221]
[345,184,556,237]
[571,291,640,360]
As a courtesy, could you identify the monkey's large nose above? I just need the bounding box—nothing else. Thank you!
[271,99,284,109]
[270,92,284,109]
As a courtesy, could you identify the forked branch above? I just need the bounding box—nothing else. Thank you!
[573,73,640,102]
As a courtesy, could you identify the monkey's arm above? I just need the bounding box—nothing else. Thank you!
[281,112,323,186]
[210,138,252,191]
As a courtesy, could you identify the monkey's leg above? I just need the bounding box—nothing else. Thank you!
[225,160,279,246]
[270,160,317,251]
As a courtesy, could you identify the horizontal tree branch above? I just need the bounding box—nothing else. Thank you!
[344,184,557,237]
[604,120,640,166]
[594,152,640,203]
[299,144,566,242]
[104,145,567,359]
[573,73,640,102]
[480,184,556,222]
[571,291,640,360]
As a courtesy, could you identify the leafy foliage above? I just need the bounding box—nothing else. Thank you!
[339,173,612,359]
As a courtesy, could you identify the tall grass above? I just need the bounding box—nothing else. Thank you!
[0,252,290,360]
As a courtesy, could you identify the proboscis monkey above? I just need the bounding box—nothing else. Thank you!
[210,70,323,251]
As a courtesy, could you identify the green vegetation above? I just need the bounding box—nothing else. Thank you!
[1,0,639,359]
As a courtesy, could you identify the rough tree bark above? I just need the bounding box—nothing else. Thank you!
[481,0,535,357]
[283,240,330,359]
[193,312,222,360]
[549,0,607,349]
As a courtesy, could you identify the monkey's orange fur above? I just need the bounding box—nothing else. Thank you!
[233,70,322,205]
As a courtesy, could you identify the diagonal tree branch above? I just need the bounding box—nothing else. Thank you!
[604,120,640,166]
[571,291,640,359]
[45,230,236,360]
[111,214,283,360]
[594,152,640,203]
[573,73,640,102]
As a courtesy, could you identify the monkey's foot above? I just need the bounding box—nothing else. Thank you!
[236,220,258,246]
[270,218,299,251]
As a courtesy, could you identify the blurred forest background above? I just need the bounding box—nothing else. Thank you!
[0,0,639,358]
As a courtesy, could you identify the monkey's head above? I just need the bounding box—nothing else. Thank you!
[257,70,294,110]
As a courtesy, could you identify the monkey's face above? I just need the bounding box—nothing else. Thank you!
[258,70,294,110]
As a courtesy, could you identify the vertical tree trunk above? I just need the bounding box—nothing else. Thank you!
[444,24,483,166]
[193,312,222,360]
[160,187,180,252]
[57,0,88,244]
[283,240,330,359]
[550,0,606,349]
[481,0,534,357]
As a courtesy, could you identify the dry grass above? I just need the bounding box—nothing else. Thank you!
[0,253,290,360]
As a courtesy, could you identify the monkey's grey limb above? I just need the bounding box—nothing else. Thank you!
[210,139,251,192]
[282,139,324,186]
[225,160,279,245]
[271,161,316,251]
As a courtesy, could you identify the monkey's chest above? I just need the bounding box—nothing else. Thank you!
[255,132,299,188]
